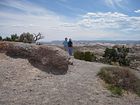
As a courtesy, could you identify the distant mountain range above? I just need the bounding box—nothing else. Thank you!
[41,40,140,45]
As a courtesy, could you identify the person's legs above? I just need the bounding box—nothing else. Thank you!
[64,46,67,51]
[68,47,73,56]
[68,47,71,56]
[64,46,68,52]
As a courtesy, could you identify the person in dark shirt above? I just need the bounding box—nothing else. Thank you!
[68,38,73,56]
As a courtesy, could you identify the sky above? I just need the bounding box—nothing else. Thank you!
[0,0,140,41]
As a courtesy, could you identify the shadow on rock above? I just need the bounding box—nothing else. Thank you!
[3,42,69,75]
[6,53,68,75]
[28,59,68,75]
[6,51,28,59]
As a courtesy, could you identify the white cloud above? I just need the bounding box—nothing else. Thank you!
[0,0,49,15]
[78,12,140,31]
[0,0,140,41]
[105,0,125,9]
[134,9,140,13]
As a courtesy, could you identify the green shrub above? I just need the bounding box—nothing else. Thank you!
[74,51,85,60]
[0,36,2,41]
[84,51,92,61]
[98,67,140,96]
[103,48,118,62]
[11,34,19,41]
[3,37,11,41]
[0,34,18,42]
[103,46,130,66]
[19,32,34,43]
[74,51,96,62]
[107,85,123,96]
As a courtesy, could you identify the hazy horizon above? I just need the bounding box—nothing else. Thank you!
[39,40,140,44]
[0,0,140,41]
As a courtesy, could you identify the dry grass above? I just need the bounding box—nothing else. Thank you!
[98,67,140,96]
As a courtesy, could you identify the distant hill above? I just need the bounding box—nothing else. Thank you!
[41,40,140,45]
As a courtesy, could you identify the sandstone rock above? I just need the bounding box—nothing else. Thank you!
[0,41,10,52]
[0,41,70,74]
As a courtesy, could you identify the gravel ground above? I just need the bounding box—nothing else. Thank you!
[0,53,140,105]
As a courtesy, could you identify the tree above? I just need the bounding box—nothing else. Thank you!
[19,32,44,43]
[33,32,44,42]
[11,34,19,41]
[103,48,118,62]
[3,37,11,41]
[103,46,130,66]
[0,36,2,41]
[19,32,34,43]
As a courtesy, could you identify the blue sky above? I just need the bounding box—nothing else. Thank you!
[0,0,140,41]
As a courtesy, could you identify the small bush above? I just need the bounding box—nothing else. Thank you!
[74,51,96,62]
[74,51,85,60]
[103,46,130,66]
[11,34,19,41]
[98,67,140,96]
[0,36,2,41]
[103,48,118,62]
[107,85,123,96]
[3,37,12,41]
[84,51,92,61]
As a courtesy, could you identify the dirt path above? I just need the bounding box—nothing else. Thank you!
[0,53,140,105]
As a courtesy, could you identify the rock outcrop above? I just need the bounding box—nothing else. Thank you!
[0,41,70,74]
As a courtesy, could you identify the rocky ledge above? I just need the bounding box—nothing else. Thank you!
[0,41,70,74]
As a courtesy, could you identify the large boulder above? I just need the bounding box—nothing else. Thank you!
[0,41,70,74]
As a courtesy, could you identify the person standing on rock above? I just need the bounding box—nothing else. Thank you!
[68,38,73,56]
[63,37,68,51]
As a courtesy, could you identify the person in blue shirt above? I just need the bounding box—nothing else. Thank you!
[63,37,68,51]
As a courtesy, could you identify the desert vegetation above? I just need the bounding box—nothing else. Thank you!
[98,67,140,96]
[74,46,130,66]
[102,46,130,66]
[0,41,140,105]
[0,32,43,43]
[0,36,2,41]
[74,51,96,62]
[0,34,19,42]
